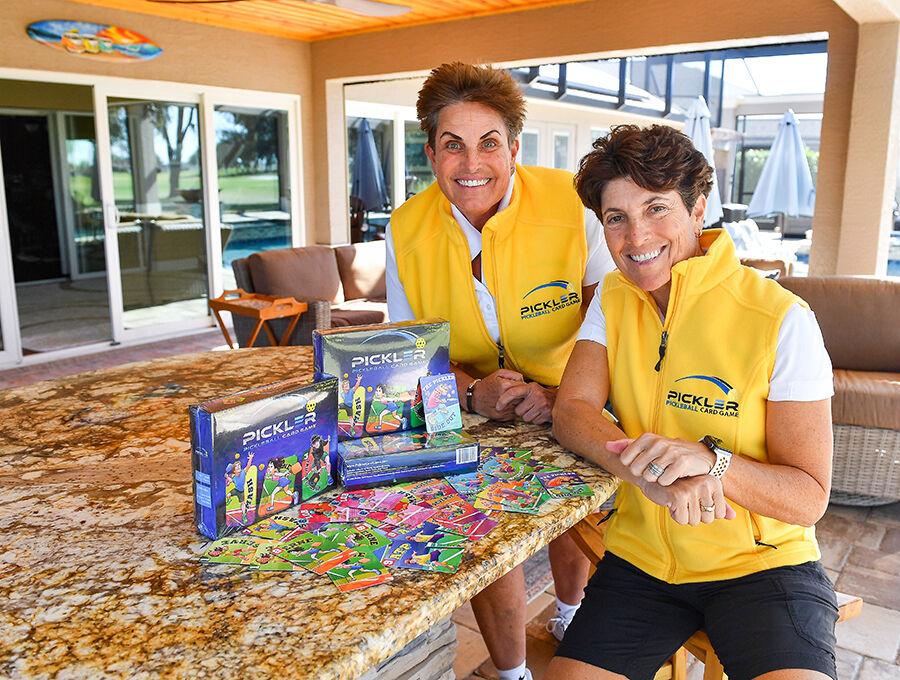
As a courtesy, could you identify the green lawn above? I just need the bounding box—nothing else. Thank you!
[69,170,281,211]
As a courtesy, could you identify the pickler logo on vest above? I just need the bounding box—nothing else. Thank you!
[665,375,741,418]
[520,280,580,320]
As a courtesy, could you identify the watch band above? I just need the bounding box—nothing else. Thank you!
[465,379,481,413]
[701,435,733,479]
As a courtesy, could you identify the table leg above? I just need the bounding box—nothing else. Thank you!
[278,312,302,346]
[262,321,279,346]
[212,309,236,349]
[246,320,266,348]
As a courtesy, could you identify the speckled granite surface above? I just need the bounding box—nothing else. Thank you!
[0,347,617,679]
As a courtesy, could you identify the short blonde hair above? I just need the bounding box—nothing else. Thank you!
[416,62,526,148]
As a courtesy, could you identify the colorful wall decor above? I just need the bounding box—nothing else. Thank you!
[26,20,163,62]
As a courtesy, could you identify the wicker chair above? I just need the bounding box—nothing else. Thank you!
[778,276,900,505]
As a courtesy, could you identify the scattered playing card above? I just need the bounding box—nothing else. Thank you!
[326,553,393,592]
[536,469,594,498]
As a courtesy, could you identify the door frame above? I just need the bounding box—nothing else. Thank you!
[0,141,22,365]
[93,82,212,345]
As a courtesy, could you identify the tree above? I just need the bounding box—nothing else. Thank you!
[147,103,197,197]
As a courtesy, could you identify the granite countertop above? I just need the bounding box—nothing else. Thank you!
[0,347,618,679]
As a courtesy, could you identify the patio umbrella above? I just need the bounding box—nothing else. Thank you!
[683,96,723,226]
[351,118,389,212]
[747,109,816,219]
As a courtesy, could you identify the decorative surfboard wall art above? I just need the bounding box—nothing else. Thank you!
[26,20,163,62]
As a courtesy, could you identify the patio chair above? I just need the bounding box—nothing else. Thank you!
[230,241,387,346]
[779,276,900,505]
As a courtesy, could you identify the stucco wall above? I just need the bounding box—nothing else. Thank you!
[0,0,316,240]
[310,0,857,274]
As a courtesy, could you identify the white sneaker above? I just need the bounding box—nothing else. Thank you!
[521,670,533,680]
[546,613,572,642]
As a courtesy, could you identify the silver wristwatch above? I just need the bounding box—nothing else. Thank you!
[701,435,733,479]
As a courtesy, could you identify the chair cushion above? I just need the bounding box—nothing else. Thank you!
[248,246,344,304]
[778,276,900,372]
[832,369,900,431]
[334,241,387,301]
[330,299,388,327]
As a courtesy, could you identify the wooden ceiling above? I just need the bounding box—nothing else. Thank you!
[68,0,583,42]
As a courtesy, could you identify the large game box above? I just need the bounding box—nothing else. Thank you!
[337,428,479,489]
[190,376,338,540]
[313,319,450,440]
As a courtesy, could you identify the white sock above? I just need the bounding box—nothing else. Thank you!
[497,661,529,680]
[555,597,580,621]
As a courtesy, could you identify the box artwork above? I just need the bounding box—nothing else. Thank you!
[190,376,338,540]
[337,428,479,489]
[313,319,450,440]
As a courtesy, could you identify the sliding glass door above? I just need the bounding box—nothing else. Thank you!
[92,83,301,344]
[106,96,209,333]
[213,105,292,291]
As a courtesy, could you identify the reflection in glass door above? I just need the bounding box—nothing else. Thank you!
[61,114,107,277]
[214,106,291,290]
[106,98,208,331]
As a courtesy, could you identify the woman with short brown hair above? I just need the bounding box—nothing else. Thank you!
[386,62,614,680]
[548,124,837,679]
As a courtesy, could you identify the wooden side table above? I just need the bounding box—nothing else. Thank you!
[208,289,308,348]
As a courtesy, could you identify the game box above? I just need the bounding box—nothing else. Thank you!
[313,319,450,440]
[337,428,479,489]
[190,376,338,540]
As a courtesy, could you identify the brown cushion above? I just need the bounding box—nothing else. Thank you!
[778,276,900,372]
[334,241,386,301]
[248,246,344,304]
[832,369,900,430]
[330,299,387,327]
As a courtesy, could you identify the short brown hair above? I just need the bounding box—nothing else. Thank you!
[417,62,526,148]
[574,124,713,217]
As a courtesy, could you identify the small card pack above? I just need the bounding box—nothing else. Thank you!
[418,373,462,433]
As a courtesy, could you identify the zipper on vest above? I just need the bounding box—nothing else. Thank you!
[653,331,668,372]
[486,229,510,372]
[647,275,684,583]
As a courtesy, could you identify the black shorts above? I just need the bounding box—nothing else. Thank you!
[556,552,838,680]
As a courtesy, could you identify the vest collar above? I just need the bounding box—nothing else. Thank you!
[437,165,523,248]
[616,228,740,304]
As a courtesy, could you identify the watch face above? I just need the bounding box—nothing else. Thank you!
[704,435,724,451]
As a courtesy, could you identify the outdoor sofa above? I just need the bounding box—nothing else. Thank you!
[779,275,900,505]
[231,240,387,346]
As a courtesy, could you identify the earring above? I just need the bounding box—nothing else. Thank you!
[695,227,703,238]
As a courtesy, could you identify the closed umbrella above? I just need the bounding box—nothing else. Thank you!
[683,96,723,226]
[747,109,815,220]
[351,118,389,212]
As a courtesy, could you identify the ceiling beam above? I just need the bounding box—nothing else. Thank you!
[830,0,900,23]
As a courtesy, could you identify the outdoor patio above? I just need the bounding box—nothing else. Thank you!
[1,335,896,679]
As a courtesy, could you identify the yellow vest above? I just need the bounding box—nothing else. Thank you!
[602,229,821,583]
[391,164,586,386]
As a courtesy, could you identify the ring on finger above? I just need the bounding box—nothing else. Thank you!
[648,462,666,477]
[699,502,715,513]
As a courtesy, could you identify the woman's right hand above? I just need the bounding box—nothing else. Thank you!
[472,369,525,420]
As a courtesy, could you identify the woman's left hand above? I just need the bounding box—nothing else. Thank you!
[496,382,556,424]
[640,475,735,525]
[608,433,716,486]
